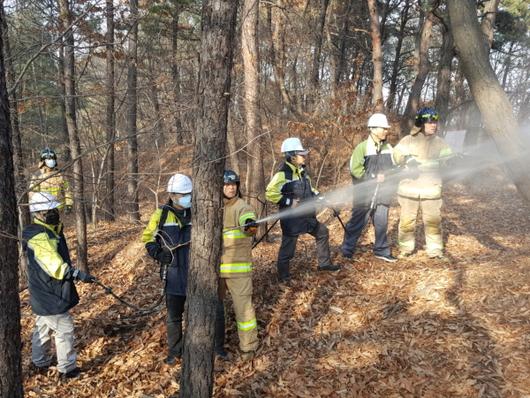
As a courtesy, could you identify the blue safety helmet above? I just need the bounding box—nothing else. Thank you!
[415,107,440,127]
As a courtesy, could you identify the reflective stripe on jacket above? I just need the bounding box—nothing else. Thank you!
[393,131,452,199]
[265,161,319,236]
[221,197,256,278]
[22,219,79,315]
[30,169,73,208]
[142,205,191,295]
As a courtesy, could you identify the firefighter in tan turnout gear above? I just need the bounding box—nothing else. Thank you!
[30,148,73,212]
[215,170,259,361]
[393,107,453,259]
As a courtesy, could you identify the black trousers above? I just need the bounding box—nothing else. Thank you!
[276,222,332,280]
[166,294,186,358]
[341,204,390,257]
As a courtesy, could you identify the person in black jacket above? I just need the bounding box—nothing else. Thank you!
[266,138,340,283]
[23,192,95,379]
[341,113,397,262]
[141,173,192,365]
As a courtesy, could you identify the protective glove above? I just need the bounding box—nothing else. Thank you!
[72,268,96,283]
[155,247,173,264]
[243,220,258,235]
[405,156,420,168]
[443,153,466,169]
[64,205,73,215]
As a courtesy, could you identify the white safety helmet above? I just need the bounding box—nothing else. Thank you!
[367,113,391,129]
[29,192,61,213]
[167,173,192,194]
[280,137,308,154]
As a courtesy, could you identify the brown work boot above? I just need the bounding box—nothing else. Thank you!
[240,350,255,362]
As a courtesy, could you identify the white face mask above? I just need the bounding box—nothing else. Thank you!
[44,159,56,168]
[177,194,192,209]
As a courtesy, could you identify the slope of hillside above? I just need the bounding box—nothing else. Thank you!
[20,169,530,397]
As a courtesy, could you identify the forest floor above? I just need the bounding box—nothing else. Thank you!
[20,168,530,398]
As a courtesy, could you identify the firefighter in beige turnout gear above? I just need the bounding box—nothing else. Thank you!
[215,170,259,361]
[393,107,453,259]
[30,148,73,212]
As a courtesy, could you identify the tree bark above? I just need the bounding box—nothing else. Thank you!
[0,3,24,394]
[147,53,166,147]
[309,0,330,108]
[126,0,140,222]
[386,0,410,111]
[480,0,501,50]
[171,4,184,143]
[435,20,454,130]
[103,0,115,221]
[1,5,30,287]
[59,0,88,271]
[400,11,435,135]
[448,0,530,202]
[366,0,384,111]
[270,0,296,115]
[226,105,240,175]
[179,0,238,396]
[242,0,265,233]
[331,0,353,99]
[57,46,71,163]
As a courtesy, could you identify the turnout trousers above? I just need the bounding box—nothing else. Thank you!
[398,195,443,257]
[31,312,77,373]
[166,294,186,358]
[277,222,332,281]
[341,205,390,257]
[217,277,258,353]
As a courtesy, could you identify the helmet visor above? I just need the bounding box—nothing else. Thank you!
[294,149,309,156]
[421,113,439,122]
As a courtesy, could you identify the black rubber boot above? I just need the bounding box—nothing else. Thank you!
[214,301,229,360]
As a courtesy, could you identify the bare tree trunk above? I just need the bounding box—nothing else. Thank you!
[103,0,115,221]
[242,0,265,232]
[57,46,71,163]
[309,0,330,108]
[180,0,238,396]
[448,0,530,202]
[226,105,240,175]
[126,0,140,222]
[400,11,435,135]
[480,0,500,50]
[0,4,24,394]
[500,42,514,89]
[331,0,352,99]
[435,21,454,130]
[1,6,30,287]
[147,53,166,147]
[171,4,184,143]
[366,0,384,111]
[270,0,296,115]
[386,0,410,110]
[59,0,88,271]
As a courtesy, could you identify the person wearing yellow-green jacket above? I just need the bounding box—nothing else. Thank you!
[341,113,397,263]
[266,138,340,283]
[393,107,453,259]
[141,173,192,365]
[215,170,259,361]
[23,192,95,379]
[29,148,73,212]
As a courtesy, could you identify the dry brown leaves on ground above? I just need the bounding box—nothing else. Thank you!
[21,171,530,397]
